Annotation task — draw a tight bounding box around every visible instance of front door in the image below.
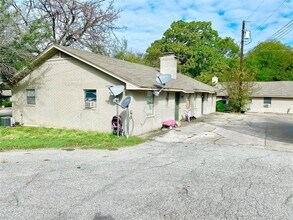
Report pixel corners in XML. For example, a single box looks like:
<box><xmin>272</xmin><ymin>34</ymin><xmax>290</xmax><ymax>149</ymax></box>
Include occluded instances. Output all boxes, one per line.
<box><xmin>201</xmin><ymin>93</ymin><xmax>204</xmax><ymax>115</ymax></box>
<box><xmin>175</xmin><ymin>92</ymin><xmax>180</xmax><ymax>120</ymax></box>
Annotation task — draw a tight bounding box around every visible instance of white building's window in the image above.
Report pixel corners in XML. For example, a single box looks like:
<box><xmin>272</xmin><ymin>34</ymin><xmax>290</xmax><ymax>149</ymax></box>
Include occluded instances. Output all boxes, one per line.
<box><xmin>146</xmin><ymin>91</ymin><xmax>154</xmax><ymax>115</ymax></box>
<box><xmin>27</xmin><ymin>89</ymin><xmax>36</xmax><ymax>105</ymax></box>
<box><xmin>263</xmin><ymin>97</ymin><xmax>271</xmax><ymax>105</ymax></box>
<box><xmin>84</xmin><ymin>89</ymin><xmax>96</xmax><ymax>109</ymax></box>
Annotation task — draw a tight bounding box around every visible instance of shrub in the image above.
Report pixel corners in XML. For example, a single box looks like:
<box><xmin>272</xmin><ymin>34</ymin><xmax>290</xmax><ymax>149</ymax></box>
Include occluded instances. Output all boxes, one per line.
<box><xmin>2</xmin><ymin>100</ymin><xmax>12</xmax><ymax>107</ymax></box>
<box><xmin>216</xmin><ymin>101</ymin><xmax>226</xmax><ymax>112</ymax></box>
<box><xmin>225</xmin><ymin>100</ymin><xmax>246</xmax><ymax>112</ymax></box>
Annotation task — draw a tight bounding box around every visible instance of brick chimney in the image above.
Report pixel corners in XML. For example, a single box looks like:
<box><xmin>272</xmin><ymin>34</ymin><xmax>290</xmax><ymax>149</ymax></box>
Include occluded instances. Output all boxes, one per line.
<box><xmin>160</xmin><ymin>54</ymin><xmax>177</xmax><ymax>79</ymax></box>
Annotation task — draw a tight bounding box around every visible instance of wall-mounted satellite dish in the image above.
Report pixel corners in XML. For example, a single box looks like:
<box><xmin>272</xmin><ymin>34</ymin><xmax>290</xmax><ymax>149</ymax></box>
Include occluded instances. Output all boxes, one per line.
<box><xmin>107</xmin><ymin>85</ymin><xmax>126</xmax><ymax>137</ymax></box>
<box><xmin>106</xmin><ymin>85</ymin><xmax>132</xmax><ymax>138</ymax></box>
<box><xmin>107</xmin><ymin>85</ymin><xmax>125</xmax><ymax>96</ymax></box>
<box><xmin>156</xmin><ymin>74</ymin><xmax>172</xmax><ymax>85</ymax></box>
<box><xmin>121</xmin><ymin>96</ymin><xmax>131</xmax><ymax>109</ymax></box>
<box><xmin>153</xmin><ymin>74</ymin><xmax>172</xmax><ymax>96</ymax></box>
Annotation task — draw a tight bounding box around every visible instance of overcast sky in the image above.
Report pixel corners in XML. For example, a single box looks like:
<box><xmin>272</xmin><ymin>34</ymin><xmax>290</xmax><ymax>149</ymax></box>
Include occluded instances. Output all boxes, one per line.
<box><xmin>114</xmin><ymin>0</ymin><xmax>293</xmax><ymax>53</ymax></box>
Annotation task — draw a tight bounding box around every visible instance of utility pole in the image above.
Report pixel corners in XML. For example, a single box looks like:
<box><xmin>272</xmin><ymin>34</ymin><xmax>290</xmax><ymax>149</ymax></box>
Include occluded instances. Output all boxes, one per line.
<box><xmin>240</xmin><ymin>20</ymin><xmax>245</xmax><ymax>72</ymax></box>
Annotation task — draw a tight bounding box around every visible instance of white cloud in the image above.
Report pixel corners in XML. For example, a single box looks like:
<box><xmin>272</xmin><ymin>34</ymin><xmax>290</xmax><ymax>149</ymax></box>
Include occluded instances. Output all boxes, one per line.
<box><xmin>114</xmin><ymin>0</ymin><xmax>293</xmax><ymax>53</ymax></box>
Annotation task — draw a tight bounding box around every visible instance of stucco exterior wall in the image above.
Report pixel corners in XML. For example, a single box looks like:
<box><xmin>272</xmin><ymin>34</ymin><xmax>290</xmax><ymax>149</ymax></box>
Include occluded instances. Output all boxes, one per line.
<box><xmin>202</xmin><ymin>93</ymin><xmax>216</xmax><ymax>115</ymax></box>
<box><xmin>177</xmin><ymin>92</ymin><xmax>215</xmax><ymax>118</ymax></box>
<box><xmin>194</xmin><ymin>93</ymin><xmax>203</xmax><ymax>116</ymax></box>
<box><xmin>124</xmin><ymin>91</ymin><xmax>175</xmax><ymax>135</ymax></box>
<box><xmin>12</xmin><ymin>58</ymin><xmax>123</xmax><ymax>132</ymax></box>
<box><xmin>247</xmin><ymin>97</ymin><xmax>293</xmax><ymax>114</ymax></box>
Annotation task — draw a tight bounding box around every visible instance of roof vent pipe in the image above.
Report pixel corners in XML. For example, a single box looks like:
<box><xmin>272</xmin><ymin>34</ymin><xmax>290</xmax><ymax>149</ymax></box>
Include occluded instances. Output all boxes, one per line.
<box><xmin>212</xmin><ymin>76</ymin><xmax>218</xmax><ymax>85</ymax></box>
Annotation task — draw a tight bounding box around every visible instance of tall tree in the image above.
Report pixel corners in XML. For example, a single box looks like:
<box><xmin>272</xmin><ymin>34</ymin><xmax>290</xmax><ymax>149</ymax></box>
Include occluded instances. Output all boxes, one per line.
<box><xmin>113</xmin><ymin>40</ymin><xmax>145</xmax><ymax>64</ymax></box>
<box><xmin>0</xmin><ymin>0</ymin><xmax>34</xmax><ymax>87</ymax></box>
<box><xmin>12</xmin><ymin>0</ymin><xmax>121</xmax><ymax>54</ymax></box>
<box><xmin>1</xmin><ymin>0</ymin><xmax>121</xmax><ymax>88</ymax></box>
<box><xmin>223</xmin><ymin>69</ymin><xmax>256</xmax><ymax>112</ymax></box>
<box><xmin>145</xmin><ymin>20</ymin><xmax>239</xmax><ymax>84</ymax></box>
<box><xmin>244</xmin><ymin>41</ymin><xmax>293</xmax><ymax>81</ymax></box>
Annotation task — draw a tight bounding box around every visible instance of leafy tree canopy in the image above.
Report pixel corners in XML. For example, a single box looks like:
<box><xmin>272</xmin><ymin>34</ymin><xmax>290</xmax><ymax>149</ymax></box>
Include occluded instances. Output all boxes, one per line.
<box><xmin>0</xmin><ymin>0</ymin><xmax>121</xmax><ymax>87</ymax></box>
<box><xmin>145</xmin><ymin>20</ymin><xmax>239</xmax><ymax>84</ymax></box>
<box><xmin>112</xmin><ymin>40</ymin><xmax>145</xmax><ymax>65</ymax></box>
<box><xmin>0</xmin><ymin>0</ymin><xmax>35</xmax><ymax>86</ymax></box>
<box><xmin>223</xmin><ymin>69</ymin><xmax>255</xmax><ymax>112</ymax></box>
<box><xmin>244</xmin><ymin>41</ymin><xmax>293</xmax><ymax>81</ymax></box>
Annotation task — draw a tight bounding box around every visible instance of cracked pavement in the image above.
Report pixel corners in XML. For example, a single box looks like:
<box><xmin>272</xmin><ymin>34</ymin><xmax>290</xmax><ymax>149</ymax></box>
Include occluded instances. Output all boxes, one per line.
<box><xmin>0</xmin><ymin>113</ymin><xmax>293</xmax><ymax>220</ymax></box>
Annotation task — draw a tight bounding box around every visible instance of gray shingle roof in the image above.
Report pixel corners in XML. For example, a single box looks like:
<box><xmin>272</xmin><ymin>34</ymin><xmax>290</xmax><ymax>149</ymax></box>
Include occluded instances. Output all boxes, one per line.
<box><xmin>216</xmin><ymin>81</ymin><xmax>293</xmax><ymax>98</ymax></box>
<box><xmin>252</xmin><ymin>81</ymin><xmax>293</xmax><ymax>98</ymax></box>
<box><xmin>55</xmin><ymin>45</ymin><xmax>215</xmax><ymax>93</ymax></box>
<box><xmin>215</xmin><ymin>83</ymin><xmax>228</xmax><ymax>97</ymax></box>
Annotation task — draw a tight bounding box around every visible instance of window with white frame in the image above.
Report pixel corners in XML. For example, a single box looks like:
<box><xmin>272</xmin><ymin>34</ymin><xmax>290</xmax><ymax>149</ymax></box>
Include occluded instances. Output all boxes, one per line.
<box><xmin>146</xmin><ymin>91</ymin><xmax>154</xmax><ymax>115</ymax></box>
<box><xmin>26</xmin><ymin>89</ymin><xmax>36</xmax><ymax>105</ymax></box>
<box><xmin>84</xmin><ymin>89</ymin><xmax>96</xmax><ymax>109</ymax></box>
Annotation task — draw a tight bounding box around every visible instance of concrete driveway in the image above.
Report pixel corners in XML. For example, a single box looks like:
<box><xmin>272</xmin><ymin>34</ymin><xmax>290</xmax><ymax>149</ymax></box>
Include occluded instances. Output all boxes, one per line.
<box><xmin>0</xmin><ymin>113</ymin><xmax>292</xmax><ymax>220</ymax></box>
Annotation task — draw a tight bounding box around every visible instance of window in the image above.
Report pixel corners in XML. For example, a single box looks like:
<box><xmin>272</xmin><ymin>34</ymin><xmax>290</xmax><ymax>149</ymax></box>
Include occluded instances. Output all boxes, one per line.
<box><xmin>27</xmin><ymin>89</ymin><xmax>36</xmax><ymax>105</ymax></box>
<box><xmin>263</xmin><ymin>97</ymin><xmax>271</xmax><ymax>105</ymax></box>
<box><xmin>146</xmin><ymin>91</ymin><xmax>154</xmax><ymax>115</ymax></box>
<box><xmin>84</xmin><ymin>89</ymin><xmax>96</xmax><ymax>109</ymax></box>
<box><xmin>165</xmin><ymin>92</ymin><xmax>169</xmax><ymax>106</ymax></box>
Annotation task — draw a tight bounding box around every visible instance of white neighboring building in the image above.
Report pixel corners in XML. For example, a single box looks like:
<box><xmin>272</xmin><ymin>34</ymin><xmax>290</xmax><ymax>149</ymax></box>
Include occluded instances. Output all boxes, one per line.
<box><xmin>216</xmin><ymin>81</ymin><xmax>293</xmax><ymax>114</ymax></box>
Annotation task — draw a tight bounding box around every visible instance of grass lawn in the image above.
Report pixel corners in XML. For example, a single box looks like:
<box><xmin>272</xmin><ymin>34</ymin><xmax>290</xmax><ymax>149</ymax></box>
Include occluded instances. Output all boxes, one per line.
<box><xmin>0</xmin><ymin>126</ymin><xmax>146</xmax><ymax>150</ymax></box>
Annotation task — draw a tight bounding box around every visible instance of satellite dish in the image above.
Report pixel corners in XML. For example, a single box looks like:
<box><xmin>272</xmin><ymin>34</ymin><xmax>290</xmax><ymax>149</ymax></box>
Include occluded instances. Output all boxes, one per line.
<box><xmin>156</xmin><ymin>74</ymin><xmax>172</xmax><ymax>85</ymax></box>
<box><xmin>121</xmin><ymin>96</ymin><xmax>131</xmax><ymax>109</ymax></box>
<box><xmin>107</xmin><ymin>85</ymin><xmax>125</xmax><ymax>96</ymax></box>
<box><xmin>153</xmin><ymin>74</ymin><xmax>172</xmax><ymax>96</ymax></box>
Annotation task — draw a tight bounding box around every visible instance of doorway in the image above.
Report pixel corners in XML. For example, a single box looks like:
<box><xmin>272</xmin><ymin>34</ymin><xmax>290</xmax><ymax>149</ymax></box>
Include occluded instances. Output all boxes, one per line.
<box><xmin>201</xmin><ymin>93</ymin><xmax>204</xmax><ymax>115</ymax></box>
<box><xmin>175</xmin><ymin>92</ymin><xmax>180</xmax><ymax>120</ymax></box>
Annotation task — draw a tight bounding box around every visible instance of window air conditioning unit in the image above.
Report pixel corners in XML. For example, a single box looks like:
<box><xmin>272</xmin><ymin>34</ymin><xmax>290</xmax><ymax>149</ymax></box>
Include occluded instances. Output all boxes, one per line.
<box><xmin>85</xmin><ymin>100</ymin><xmax>96</xmax><ymax>108</ymax></box>
<box><xmin>1</xmin><ymin>117</ymin><xmax>14</xmax><ymax>127</ymax></box>
<box><xmin>263</xmin><ymin>104</ymin><xmax>271</xmax><ymax>108</ymax></box>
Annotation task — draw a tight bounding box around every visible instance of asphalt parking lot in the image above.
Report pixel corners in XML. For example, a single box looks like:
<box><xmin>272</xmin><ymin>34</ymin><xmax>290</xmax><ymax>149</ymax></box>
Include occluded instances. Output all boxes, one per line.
<box><xmin>0</xmin><ymin>113</ymin><xmax>292</xmax><ymax>220</ymax></box>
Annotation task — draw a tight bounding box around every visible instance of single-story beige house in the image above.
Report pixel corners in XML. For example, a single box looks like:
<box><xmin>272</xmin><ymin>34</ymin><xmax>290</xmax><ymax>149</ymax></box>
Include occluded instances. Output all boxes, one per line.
<box><xmin>216</xmin><ymin>81</ymin><xmax>293</xmax><ymax>114</ymax></box>
<box><xmin>12</xmin><ymin>44</ymin><xmax>216</xmax><ymax>135</ymax></box>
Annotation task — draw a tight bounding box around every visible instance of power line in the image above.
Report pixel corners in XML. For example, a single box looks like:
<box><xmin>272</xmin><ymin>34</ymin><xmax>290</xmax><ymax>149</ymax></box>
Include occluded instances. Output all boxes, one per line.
<box><xmin>274</xmin><ymin>25</ymin><xmax>293</xmax><ymax>40</ymax></box>
<box><xmin>268</xmin><ymin>19</ymin><xmax>293</xmax><ymax>39</ymax></box>
<box><xmin>246</xmin><ymin>0</ymin><xmax>265</xmax><ymax>20</ymax></box>
<box><xmin>267</xmin><ymin>19</ymin><xmax>293</xmax><ymax>40</ymax></box>
<box><xmin>253</xmin><ymin>0</ymin><xmax>287</xmax><ymax>33</ymax></box>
